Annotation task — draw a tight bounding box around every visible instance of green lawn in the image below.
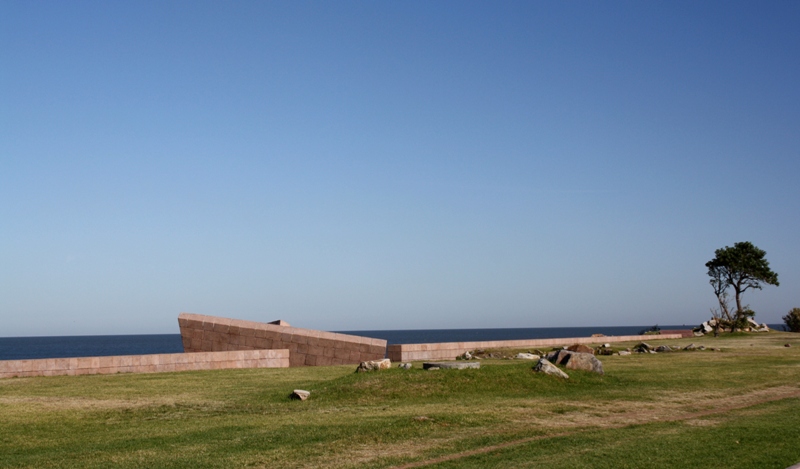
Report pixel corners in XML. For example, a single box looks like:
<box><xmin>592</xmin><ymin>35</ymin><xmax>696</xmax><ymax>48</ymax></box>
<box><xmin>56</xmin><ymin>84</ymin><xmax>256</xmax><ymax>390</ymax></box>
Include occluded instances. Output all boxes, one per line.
<box><xmin>1</xmin><ymin>332</ymin><xmax>799</xmax><ymax>468</ymax></box>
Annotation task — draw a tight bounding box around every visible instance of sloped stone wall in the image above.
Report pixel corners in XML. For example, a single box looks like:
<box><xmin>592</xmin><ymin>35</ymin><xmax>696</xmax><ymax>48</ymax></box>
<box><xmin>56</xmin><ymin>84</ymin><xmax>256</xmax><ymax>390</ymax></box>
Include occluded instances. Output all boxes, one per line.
<box><xmin>178</xmin><ymin>313</ymin><xmax>387</xmax><ymax>367</ymax></box>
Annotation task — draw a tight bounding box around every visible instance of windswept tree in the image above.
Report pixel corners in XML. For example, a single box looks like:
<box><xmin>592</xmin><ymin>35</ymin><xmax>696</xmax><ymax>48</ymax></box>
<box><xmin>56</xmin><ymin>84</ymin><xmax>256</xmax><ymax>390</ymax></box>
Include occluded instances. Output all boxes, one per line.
<box><xmin>705</xmin><ymin>242</ymin><xmax>779</xmax><ymax>331</ymax></box>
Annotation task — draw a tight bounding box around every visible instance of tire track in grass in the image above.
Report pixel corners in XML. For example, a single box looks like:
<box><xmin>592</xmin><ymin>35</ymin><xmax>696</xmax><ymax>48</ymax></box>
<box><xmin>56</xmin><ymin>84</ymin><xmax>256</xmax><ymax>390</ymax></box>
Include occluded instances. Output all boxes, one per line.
<box><xmin>391</xmin><ymin>387</ymin><xmax>800</xmax><ymax>469</ymax></box>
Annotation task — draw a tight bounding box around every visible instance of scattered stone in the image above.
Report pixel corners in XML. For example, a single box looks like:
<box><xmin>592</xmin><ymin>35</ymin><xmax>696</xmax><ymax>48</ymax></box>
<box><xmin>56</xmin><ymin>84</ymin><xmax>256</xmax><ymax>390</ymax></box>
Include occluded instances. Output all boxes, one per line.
<box><xmin>596</xmin><ymin>348</ymin><xmax>614</xmax><ymax>356</ymax></box>
<box><xmin>617</xmin><ymin>350</ymin><xmax>631</xmax><ymax>356</ymax></box>
<box><xmin>533</xmin><ymin>358</ymin><xmax>569</xmax><ymax>379</ymax></box>
<box><xmin>655</xmin><ymin>345</ymin><xmax>672</xmax><ymax>353</ymax></box>
<box><xmin>356</xmin><ymin>358</ymin><xmax>391</xmax><ymax>373</ymax></box>
<box><xmin>546</xmin><ymin>350</ymin><xmax>604</xmax><ymax>375</ymax></box>
<box><xmin>426</xmin><ymin>366</ymin><xmax>440</xmax><ymax>370</ymax></box>
<box><xmin>785</xmin><ymin>344</ymin><xmax>792</xmax><ymax>348</ymax></box>
<box><xmin>515</xmin><ymin>353</ymin><xmax>540</xmax><ymax>360</ymax></box>
<box><xmin>413</xmin><ymin>416</ymin><xmax>431</xmax><ymax>422</ymax></box>
<box><xmin>458</xmin><ymin>351</ymin><xmax>473</xmax><ymax>360</ymax></box>
<box><xmin>603</xmin><ymin>343</ymin><xmax>611</xmax><ymax>348</ymax></box>
<box><xmin>566</xmin><ymin>344</ymin><xmax>595</xmax><ymax>354</ymax></box>
<box><xmin>698</xmin><ymin>345</ymin><xmax>706</xmax><ymax>351</ymax></box>
<box><xmin>683</xmin><ymin>343</ymin><xmax>697</xmax><ymax>351</ymax></box>
<box><xmin>693</xmin><ymin>331</ymin><xmax>705</xmax><ymax>337</ymax></box>
<box><xmin>423</xmin><ymin>361</ymin><xmax>480</xmax><ymax>370</ymax></box>
<box><xmin>634</xmin><ymin>342</ymin><xmax>653</xmax><ymax>353</ymax></box>
<box><xmin>398</xmin><ymin>362</ymin><xmax>412</xmax><ymax>369</ymax></box>
<box><xmin>711</xmin><ymin>348</ymin><xmax>721</xmax><ymax>352</ymax></box>
<box><xmin>290</xmin><ymin>390</ymin><xmax>310</xmax><ymax>401</ymax></box>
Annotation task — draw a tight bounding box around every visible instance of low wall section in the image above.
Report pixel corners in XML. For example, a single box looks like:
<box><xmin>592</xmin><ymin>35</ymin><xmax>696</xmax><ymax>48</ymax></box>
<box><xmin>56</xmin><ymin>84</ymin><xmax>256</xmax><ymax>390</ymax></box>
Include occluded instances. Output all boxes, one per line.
<box><xmin>178</xmin><ymin>313</ymin><xmax>387</xmax><ymax>367</ymax></box>
<box><xmin>0</xmin><ymin>349</ymin><xmax>288</xmax><ymax>379</ymax></box>
<box><xmin>387</xmin><ymin>334</ymin><xmax>684</xmax><ymax>362</ymax></box>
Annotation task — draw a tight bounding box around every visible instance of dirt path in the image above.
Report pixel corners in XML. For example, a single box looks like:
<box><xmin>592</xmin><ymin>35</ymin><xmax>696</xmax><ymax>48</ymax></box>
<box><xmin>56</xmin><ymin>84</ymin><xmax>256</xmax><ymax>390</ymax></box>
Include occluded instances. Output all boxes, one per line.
<box><xmin>391</xmin><ymin>387</ymin><xmax>800</xmax><ymax>469</ymax></box>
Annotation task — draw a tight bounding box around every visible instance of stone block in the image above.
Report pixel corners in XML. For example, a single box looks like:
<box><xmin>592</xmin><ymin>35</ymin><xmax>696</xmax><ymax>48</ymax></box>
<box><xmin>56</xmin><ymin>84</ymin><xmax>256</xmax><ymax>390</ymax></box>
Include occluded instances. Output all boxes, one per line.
<box><xmin>291</xmin><ymin>354</ymin><xmax>306</xmax><ymax>367</ymax></box>
<box><xmin>291</xmin><ymin>334</ymin><xmax>308</xmax><ymax>345</ymax></box>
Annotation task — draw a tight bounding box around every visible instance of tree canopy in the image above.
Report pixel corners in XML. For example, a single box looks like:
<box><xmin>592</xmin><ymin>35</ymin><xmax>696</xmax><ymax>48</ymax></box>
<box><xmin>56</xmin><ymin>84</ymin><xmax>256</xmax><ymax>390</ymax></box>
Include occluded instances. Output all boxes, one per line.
<box><xmin>705</xmin><ymin>241</ymin><xmax>779</xmax><ymax>331</ymax></box>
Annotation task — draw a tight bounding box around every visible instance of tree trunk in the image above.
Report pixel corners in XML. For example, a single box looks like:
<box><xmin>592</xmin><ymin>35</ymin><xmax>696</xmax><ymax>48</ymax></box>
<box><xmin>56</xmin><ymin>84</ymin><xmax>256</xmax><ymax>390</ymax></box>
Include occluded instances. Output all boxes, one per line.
<box><xmin>733</xmin><ymin>286</ymin><xmax>743</xmax><ymax>332</ymax></box>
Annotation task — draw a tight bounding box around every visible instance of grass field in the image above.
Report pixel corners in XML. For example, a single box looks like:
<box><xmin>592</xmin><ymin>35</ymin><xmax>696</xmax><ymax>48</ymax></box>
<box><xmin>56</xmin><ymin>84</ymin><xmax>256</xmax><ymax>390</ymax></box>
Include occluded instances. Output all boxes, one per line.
<box><xmin>1</xmin><ymin>333</ymin><xmax>799</xmax><ymax>468</ymax></box>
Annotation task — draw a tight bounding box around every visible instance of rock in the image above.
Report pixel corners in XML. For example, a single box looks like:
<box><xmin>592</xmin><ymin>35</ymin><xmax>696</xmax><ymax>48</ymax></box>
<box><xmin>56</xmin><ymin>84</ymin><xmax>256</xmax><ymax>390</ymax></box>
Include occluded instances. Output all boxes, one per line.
<box><xmin>356</xmin><ymin>358</ymin><xmax>391</xmax><ymax>373</ymax></box>
<box><xmin>683</xmin><ymin>343</ymin><xmax>697</xmax><ymax>351</ymax></box>
<box><xmin>398</xmin><ymin>362</ymin><xmax>412</xmax><ymax>369</ymax></box>
<box><xmin>597</xmin><ymin>348</ymin><xmax>614</xmax><ymax>356</ymax></box>
<box><xmin>533</xmin><ymin>358</ymin><xmax>569</xmax><ymax>379</ymax></box>
<box><xmin>546</xmin><ymin>350</ymin><xmax>604</xmax><ymax>375</ymax></box>
<box><xmin>708</xmin><ymin>318</ymin><xmax>718</xmax><ymax>326</ymax></box>
<box><xmin>634</xmin><ymin>342</ymin><xmax>652</xmax><ymax>353</ymax></box>
<box><xmin>458</xmin><ymin>351</ymin><xmax>473</xmax><ymax>360</ymax></box>
<box><xmin>426</xmin><ymin>366</ymin><xmax>440</xmax><ymax>370</ymax></box>
<box><xmin>693</xmin><ymin>331</ymin><xmax>705</xmax><ymax>337</ymax></box>
<box><xmin>757</xmin><ymin>324</ymin><xmax>770</xmax><ymax>332</ymax></box>
<box><xmin>785</xmin><ymin>344</ymin><xmax>792</xmax><ymax>348</ymax></box>
<box><xmin>423</xmin><ymin>361</ymin><xmax>480</xmax><ymax>370</ymax></box>
<box><xmin>698</xmin><ymin>345</ymin><xmax>706</xmax><ymax>351</ymax></box>
<box><xmin>566</xmin><ymin>344</ymin><xmax>595</xmax><ymax>354</ymax></box>
<box><xmin>603</xmin><ymin>343</ymin><xmax>611</xmax><ymax>348</ymax></box>
<box><xmin>702</xmin><ymin>322</ymin><xmax>713</xmax><ymax>333</ymax></box>
<box><xmin>515</xmin><ymin>353</ymin><xmax>540</xmax><ymax>360</ymax></box>
<box><xmin>655</xmin><ymin>345</ymin><xmax>672</xmax><ymax>353</ymax></box>
<box><xmin>291</xmin><ymin>390</ymin><xmax>310</xmax><ymax>401</ymax></box>
<box><xmin>617</xmin><ymin>350</ymin><xmax>631</xmax><ymax>356</ymax></box>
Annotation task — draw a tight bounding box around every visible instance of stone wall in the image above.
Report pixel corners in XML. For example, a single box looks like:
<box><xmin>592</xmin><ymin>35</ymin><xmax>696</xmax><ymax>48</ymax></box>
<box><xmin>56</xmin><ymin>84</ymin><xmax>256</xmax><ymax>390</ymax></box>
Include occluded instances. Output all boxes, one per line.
<box><xmin>178</xmin><ymin>313</ymin><xmax>387</xmax><ymax>367</ymax></box>
<box><xmin>386</xmin><ymin>334</ymin><xmax>684</xmax><ymax>362</ymax></box>
<box><xmin>0</xmin><ymin>349</ymin><xmax>289</xmax><ymax>379</ymax></box>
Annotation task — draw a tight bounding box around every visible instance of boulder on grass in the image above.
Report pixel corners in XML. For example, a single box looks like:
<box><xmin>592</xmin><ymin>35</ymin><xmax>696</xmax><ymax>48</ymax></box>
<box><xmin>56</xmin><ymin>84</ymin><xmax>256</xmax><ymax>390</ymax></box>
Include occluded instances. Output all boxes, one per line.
<box><xmin>515</xmin><ymin>353</ymin><xmax>540</xmax><ymax>360</ymax></box>
<box><xmin>655</xmin><ymin>345</ymin><xmax>672</xmax><ymax>353</ymax></box>
<box><xmin>634</xmin><ymin>342</ymin><xmax>653</xmax><ymax>353</ymax></box>
<box><xmin>566</xmin><ymin>344</ymin><xmax>595</xmax><ymax>354</ymax></box>
<box><xmin>356</xmin><ymin>358</ymin><xmax>391</xmax><ymax>373</ymax></box>
<box><xmin>533</xmin><ymin>358</ymin><xmax>569</xmax><ymax>379</ymax></box>
<box><xmin>546</xmin><ymin>350</ymin><xmax>604</xmax><ymax>375</ymax></box>
<box><xmin>290</xmin><ymin>390</ymin><xmax>310</xmax><ymax>401</ymax></box>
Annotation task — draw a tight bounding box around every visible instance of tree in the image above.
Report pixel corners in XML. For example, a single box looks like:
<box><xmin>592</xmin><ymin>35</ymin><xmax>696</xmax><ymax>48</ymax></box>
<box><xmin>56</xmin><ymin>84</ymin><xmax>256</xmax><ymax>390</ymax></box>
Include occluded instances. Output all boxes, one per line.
<box><xmin>705</xmin><ymin>242</ymin><xmax>779</xmax><ymax>331</ymax></box>
<box><xmin>784</xmin><ymin>308</ymin><xmax>800</xmax><ymax>332</ymax></box>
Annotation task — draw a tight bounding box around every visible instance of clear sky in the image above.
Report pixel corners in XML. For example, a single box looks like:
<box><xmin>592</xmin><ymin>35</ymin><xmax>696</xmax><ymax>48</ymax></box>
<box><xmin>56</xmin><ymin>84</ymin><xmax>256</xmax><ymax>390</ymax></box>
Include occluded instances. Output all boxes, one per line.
<box><xmin>2</xmin><ymin>1</ymin><xmax>799</xmax><ymax>337</ymax></box>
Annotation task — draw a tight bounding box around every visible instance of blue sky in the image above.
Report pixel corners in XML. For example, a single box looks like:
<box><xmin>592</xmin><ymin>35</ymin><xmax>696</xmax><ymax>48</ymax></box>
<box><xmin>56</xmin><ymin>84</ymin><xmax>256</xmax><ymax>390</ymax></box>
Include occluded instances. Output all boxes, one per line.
<box><xmin>2</xmin><ymin>1</ymin><xmax>799</xmax><ymax>336</ymax></box>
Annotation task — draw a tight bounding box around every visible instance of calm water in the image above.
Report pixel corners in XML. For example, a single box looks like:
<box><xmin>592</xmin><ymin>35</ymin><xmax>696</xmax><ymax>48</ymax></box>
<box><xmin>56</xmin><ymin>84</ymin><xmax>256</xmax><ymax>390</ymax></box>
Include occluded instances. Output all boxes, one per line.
<box><xmin>0</xmin><ymin>325</ymin><xmax>716</xmax><ymax>361</ymax></box>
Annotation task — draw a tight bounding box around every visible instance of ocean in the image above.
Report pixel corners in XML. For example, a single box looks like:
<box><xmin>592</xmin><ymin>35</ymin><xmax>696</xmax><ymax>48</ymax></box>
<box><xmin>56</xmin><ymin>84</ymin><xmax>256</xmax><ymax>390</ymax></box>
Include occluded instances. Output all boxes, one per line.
<box><xmin>0</xmin><ymin>325</ymin><xmax>720</xmax><ymax>361</ymax></box>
